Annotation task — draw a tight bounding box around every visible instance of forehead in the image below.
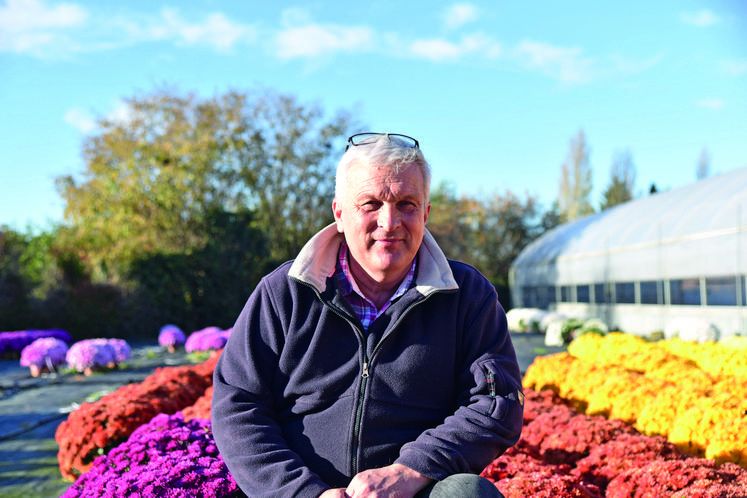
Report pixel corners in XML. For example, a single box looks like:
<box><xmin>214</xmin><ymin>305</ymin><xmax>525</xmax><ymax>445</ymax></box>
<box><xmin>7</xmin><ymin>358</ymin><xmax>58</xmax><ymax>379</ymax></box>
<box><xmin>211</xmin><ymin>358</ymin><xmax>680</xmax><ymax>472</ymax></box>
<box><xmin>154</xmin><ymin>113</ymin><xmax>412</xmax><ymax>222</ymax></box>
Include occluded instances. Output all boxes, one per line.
<box><xmin>345</xmin><ymin>162</ymin><xmax>426</xmax><ymax>199</ymax></box>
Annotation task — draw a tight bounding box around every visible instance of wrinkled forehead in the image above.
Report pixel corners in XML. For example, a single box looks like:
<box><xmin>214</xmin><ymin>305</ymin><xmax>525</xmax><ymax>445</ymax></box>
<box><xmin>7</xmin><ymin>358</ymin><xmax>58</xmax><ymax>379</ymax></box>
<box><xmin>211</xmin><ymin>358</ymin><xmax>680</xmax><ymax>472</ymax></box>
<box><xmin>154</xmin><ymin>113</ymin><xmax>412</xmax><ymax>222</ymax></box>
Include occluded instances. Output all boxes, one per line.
<box><xmin>346</xmin><ymin>162</ymin><xmax>428</xmax><ymax>199</ymax></box>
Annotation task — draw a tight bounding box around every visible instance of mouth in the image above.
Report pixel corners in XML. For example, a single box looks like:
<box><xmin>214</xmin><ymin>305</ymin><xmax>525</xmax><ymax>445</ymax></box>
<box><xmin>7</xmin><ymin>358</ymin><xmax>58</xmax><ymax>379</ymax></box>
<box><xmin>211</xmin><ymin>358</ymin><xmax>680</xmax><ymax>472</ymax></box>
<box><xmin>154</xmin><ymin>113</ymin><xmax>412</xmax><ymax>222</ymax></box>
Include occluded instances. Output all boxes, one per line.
<box><xmin>374</xmin><ymin>238</ymin><xmax>403</xmax><ymax>246</ymax></box>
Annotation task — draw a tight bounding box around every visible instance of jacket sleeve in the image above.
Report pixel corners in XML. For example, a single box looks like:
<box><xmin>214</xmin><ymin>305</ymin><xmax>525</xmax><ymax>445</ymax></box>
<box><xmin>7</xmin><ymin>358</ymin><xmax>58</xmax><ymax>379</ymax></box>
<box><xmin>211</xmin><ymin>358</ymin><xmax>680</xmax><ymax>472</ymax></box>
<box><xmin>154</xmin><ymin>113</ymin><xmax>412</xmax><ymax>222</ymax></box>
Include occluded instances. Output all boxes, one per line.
<box><xmin>395</xmin><ymin>282</ymin><xmax>524</xmax><ymax>480</ymax></box>
<box><xmin>211</xmin><ymin>277</ymin><xmax>330</xmax><ymax>498</ymax></box>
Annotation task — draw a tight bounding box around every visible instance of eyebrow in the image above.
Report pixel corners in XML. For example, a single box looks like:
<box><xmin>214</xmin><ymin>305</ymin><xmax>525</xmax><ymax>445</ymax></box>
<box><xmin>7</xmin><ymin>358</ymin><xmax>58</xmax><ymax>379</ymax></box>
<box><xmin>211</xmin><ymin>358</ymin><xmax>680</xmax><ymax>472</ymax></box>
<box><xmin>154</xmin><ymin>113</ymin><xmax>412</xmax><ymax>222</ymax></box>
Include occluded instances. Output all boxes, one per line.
<box><xmin>355</xmin><ymin>192</ymin><xmax>423</xmax><ymax>203</ymax></box>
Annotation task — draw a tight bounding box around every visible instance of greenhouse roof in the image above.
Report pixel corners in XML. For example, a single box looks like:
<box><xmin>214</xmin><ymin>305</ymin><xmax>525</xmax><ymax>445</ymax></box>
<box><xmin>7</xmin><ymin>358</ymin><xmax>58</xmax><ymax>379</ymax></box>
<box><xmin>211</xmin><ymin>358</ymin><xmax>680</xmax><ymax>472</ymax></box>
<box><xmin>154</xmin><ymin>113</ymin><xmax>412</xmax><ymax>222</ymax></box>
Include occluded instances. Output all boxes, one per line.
<box><xmin>512</xmin><ymin>166</ymin><xmax>747</xmax><ymax>268</ymax></box>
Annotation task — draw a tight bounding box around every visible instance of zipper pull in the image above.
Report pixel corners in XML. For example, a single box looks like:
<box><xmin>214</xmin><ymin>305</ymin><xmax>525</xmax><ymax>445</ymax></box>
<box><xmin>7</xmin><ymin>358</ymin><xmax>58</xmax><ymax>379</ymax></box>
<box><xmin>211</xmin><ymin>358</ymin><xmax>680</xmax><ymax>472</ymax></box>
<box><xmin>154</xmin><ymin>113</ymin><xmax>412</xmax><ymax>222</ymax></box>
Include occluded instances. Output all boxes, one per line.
<box><xmin>486</xmin><ymin>370</ymin><xmax>496</xmax><ymax>398</ymax></box>
<box><xmin>362</xmin><ymin>362</ymin><xmax>369</xmax><ymax>378</ymax></box>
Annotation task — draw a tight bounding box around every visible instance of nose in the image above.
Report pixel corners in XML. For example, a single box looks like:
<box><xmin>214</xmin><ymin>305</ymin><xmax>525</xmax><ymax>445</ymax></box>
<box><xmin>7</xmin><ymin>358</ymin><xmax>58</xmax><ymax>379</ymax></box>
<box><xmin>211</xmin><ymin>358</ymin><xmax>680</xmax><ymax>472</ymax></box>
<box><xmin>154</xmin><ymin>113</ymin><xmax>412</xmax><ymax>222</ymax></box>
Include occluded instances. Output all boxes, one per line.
<box><xmin>377</xmin><ymin>203</ymin><xmax>401</xmax><ymax>230</ymax></box>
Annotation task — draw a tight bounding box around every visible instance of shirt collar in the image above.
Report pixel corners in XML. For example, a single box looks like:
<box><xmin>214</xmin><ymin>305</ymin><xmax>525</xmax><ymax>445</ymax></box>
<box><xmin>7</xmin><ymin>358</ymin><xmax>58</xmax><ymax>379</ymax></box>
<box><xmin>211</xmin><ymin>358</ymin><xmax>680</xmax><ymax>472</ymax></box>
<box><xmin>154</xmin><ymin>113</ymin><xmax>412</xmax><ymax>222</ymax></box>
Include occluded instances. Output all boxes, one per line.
<box><xmin>337</xmin><ymin>241</ymin><xmax>417</xmax><ymax>303</ymax></box>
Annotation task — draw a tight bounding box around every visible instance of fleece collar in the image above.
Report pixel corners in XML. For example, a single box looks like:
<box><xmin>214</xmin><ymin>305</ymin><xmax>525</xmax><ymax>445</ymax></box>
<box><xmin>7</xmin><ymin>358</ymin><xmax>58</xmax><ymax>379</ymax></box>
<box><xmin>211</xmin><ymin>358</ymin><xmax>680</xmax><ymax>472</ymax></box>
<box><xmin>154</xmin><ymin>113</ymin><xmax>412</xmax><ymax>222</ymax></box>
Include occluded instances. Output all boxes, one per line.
<box><xmin>288</xmin><ymin>223</ymin><xmax>459</xmax><ymax>296</ymax></box>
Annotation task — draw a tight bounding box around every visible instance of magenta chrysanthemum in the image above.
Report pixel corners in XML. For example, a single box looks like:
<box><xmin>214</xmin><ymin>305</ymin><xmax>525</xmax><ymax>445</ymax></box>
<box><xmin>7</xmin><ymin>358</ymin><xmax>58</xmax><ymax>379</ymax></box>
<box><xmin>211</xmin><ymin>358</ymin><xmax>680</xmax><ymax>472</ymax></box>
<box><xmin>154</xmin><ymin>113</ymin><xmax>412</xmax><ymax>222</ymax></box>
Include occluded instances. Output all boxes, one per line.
<box><xmin>61</xmin><ymin>413</ymin><xmax>239</xmax><ymax>498</ymax></box>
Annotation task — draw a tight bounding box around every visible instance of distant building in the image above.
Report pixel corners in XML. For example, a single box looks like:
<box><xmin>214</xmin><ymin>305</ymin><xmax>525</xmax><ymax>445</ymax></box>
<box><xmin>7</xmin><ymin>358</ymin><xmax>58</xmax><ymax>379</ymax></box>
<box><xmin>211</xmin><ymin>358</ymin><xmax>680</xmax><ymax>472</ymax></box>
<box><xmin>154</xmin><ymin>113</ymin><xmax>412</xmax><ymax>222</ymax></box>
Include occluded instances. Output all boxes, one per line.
<box><xmin>510</xmin><ymin>167</ymin><xmax>747</xmax><ymax>338</ymax></box>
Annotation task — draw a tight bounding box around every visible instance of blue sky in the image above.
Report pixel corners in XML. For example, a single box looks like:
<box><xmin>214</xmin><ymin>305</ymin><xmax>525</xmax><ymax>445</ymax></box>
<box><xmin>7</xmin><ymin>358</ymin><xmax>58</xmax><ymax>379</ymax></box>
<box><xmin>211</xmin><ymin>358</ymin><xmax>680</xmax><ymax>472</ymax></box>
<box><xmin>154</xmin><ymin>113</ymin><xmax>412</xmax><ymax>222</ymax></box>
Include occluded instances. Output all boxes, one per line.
<box><xmin>1</xmin><ymin>0</ymin><xmax>745</xmax><ymax>231</ymax></box>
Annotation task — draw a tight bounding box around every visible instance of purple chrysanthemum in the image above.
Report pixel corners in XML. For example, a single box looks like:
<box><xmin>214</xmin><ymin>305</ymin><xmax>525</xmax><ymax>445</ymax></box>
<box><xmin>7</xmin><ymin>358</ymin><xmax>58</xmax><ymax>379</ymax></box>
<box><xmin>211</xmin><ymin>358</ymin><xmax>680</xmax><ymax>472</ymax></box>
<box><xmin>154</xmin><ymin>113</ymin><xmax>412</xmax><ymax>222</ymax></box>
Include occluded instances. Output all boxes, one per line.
<box><xmin>19</xmin><ymin>337</ymin><xmax>69</xmax><ymax>370</ymax></box>
<box><xmin>158</xmin><ymin>324</ymin><xmax>186</xmax><ymax>348</ymax></box>
<box><xmin>185</xmin><ymin>327</ymin><xmax>230</xmax><ymax>353</ymax></box>
<box><xmin>0</xmin><ymin>329</ymin><xmax>72</xmax><ymax>355</ymax></box>
<box><xmin>66</xmin><ymin>339</ymin><xmax>118</xmax><ymax>372</ymax></box>
<box><xmin>61</xmin><ymin>413</ymin><xmax>239</xmax><ymax>498</ymax></box>
<box><xmin>101</xmin><ymin>338</ymin><xmax>132</xmax><ymax>363</ymax></box>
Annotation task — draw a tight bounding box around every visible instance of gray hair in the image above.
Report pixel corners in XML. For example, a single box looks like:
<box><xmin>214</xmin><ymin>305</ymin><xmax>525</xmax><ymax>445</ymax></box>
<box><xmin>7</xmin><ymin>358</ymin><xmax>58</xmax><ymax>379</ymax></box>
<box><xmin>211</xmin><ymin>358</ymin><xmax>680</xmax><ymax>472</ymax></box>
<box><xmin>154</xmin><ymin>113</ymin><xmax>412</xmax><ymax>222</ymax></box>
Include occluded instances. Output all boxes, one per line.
<box><xmin>335</xmin><ymin>134</ymin><xmax>432</xmax><ymax>204</ymax></box>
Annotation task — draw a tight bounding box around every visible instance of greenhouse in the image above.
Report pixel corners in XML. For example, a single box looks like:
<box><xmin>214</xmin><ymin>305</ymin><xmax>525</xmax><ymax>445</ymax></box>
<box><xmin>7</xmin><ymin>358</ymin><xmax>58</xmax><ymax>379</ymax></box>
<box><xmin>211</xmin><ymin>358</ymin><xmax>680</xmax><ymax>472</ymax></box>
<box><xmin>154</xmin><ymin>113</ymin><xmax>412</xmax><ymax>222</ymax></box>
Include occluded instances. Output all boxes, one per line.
<box><xmin>510</xmin><ymin>166</ymin><xmax>747</xmax><ymax>339</ymax></box>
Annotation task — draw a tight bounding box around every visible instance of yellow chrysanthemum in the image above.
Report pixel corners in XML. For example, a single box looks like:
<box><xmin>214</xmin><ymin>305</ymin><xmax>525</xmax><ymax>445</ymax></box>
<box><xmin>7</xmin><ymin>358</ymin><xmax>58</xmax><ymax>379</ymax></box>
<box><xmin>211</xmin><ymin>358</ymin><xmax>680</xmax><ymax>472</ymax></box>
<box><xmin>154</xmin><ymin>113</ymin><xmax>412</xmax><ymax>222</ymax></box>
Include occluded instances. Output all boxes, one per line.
<box><xmin>706</xmin><ymin>417</ymin><xmax>747</xmax><ymax>466</ymax></box>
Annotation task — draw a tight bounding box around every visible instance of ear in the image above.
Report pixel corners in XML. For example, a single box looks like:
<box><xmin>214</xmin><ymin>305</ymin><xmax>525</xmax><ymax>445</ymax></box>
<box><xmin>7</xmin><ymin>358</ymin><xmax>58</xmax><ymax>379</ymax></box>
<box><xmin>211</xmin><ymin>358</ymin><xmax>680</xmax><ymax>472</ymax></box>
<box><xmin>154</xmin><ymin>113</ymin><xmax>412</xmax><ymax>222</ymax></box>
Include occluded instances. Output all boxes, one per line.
<box><xmin>423</xmin><ymin>202</ymin><xmax>431</xmax><ymax>225</ymax></box>
<box><xmin>332</xmin><ymin>199</ymin><xmax>344</xmax><ymax>233</ymax></box>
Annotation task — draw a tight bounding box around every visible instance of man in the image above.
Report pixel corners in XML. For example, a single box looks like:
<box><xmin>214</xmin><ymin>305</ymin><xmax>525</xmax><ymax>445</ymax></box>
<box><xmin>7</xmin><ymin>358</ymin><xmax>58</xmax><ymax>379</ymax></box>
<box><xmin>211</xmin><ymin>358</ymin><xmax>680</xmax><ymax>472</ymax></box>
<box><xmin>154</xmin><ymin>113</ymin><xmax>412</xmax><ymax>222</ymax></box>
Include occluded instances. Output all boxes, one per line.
<box><xmin>212</xmin><ymin>133</ymin><xmax>524</xmax><ymax>497</ymax></box>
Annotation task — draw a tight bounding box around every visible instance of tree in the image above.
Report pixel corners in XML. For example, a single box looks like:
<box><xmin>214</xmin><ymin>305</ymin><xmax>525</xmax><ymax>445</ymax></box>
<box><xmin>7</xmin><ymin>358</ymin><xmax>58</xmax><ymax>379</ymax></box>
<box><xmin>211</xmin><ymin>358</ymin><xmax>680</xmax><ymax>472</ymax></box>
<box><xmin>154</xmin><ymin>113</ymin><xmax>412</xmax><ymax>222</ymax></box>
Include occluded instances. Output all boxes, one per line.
<box><xmin>230</xmin><ymin>92</ymin><xmax>355</xmax><ymax>261</ymax></box>
<box><xmin>696</xmin><ymin>147</ymin><xmax>711</xmax><ymax>180</ymax></box>
<box><xmin>558</xmin><ymin>130</ymin><xmax>595</xmax><ymax>222</ymax></box>
<box><xmin>56</xmin><ymin>87</ymin><xmax>355</xmax><ymax>282</ymax></box>
<box><xmin>600</xmin><ymin>149</ymin><xmax>636</xmax><ymax>210</ymax></box>
<box><xmin>427</xmin><ymin>184</ymin><xmax>544</xmax><ymax>306</ymax></box>
<box><xmin>426</xmin><ymin>181</ymin><xmax>483</xmax><ymax>265</ymax></box>
<box><xmin>0</xmin><ymin>227</ymin><xmax>32</xmax><ymax>330</ymax></box>
<box><xmin>472</xmin><ymin>191</ymin><xmax>541</xmax><ymax>289</ymax></box>
<box><xmin>539</xmin><ymin>201</ymin><xmax>563</xmax><ymax>232</ymax></box>
<box><xmin>127</xmin><ymin>209</ymin><xmax>272</xmax><ymax>332</ymax></box>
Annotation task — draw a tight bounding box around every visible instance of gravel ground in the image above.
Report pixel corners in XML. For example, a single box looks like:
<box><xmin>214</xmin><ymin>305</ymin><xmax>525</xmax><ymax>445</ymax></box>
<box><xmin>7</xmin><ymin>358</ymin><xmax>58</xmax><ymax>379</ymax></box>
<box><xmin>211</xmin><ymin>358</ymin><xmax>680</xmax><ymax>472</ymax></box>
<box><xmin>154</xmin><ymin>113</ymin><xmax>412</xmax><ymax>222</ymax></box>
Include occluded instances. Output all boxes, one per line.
<box><xmin>0</xmin><ymin>332</ymin><xmax>563</xmax><ymax>498</ymax></box>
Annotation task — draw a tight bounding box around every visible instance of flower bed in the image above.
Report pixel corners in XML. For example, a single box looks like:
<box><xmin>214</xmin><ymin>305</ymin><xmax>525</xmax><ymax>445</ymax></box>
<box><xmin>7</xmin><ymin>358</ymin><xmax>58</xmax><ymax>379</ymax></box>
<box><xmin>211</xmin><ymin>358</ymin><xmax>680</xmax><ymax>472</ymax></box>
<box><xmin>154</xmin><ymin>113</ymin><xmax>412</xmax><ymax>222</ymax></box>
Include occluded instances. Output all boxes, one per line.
<box><xmin>182</xmin><ymin>385</ymin><xmax>214</xmax><ymax>421</ymax></box>
<box><xmin>65</xmin><ymin>382</ymin><xmax>747</xmax><ymax>497</ymax></box>
<box><xmin>55</xmin><ymin>352</ymin><xmax>220</xmax><ymax>481</ymax></box>
<box><xmin>60</xmin><ymin>413</ymin><xmax>240</xmax><ymax>498</ymax></box>
<box><xmin>0</xmin><ymin>329</ymin><xmax>72</xmax><ymax>358</ymax></box>
<box><xmin>57</xmin><ymin>333</ymin><xmax>747</xmax><ymax>496</ymax></box>
<box><xmin>482</xmin><ymin>389</ymin><xmax>747</xmax><ymax>497</ymax></box>
<box><xmin>523</xmin><ymin>333</ymin><xmax>747</xmax><ymax>467</ymax></box>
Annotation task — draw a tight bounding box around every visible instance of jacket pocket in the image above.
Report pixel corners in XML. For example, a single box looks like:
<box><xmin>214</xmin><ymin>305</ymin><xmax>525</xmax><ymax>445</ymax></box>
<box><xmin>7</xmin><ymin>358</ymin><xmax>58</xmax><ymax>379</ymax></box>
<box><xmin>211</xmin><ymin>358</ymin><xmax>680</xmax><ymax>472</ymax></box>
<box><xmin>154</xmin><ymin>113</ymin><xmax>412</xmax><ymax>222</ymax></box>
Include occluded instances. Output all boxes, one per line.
<box><xmin>476</xmin><ymin>355</ymin><xmax>524</xmax><ymax>421</ymax></box>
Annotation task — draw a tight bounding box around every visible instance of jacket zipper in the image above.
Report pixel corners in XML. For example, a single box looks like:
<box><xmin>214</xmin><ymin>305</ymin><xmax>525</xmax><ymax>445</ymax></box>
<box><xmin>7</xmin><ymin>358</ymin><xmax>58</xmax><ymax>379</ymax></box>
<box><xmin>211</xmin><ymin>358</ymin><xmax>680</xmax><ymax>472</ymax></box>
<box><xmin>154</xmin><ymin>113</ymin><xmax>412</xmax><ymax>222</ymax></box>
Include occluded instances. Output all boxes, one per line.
<box><xmin>292</xmin><ymin>278</ymin><xmax>446</xmax><ymax>476</ymax></box>
<box><xmin>349</xmin><ymin>295</ymin><xmax>437</xmax><ymax>474</ymax></box>
<box><xmin>293</xmin><ymin>281</ymin><xmax>370</xmax><ymax>475</ymax></box>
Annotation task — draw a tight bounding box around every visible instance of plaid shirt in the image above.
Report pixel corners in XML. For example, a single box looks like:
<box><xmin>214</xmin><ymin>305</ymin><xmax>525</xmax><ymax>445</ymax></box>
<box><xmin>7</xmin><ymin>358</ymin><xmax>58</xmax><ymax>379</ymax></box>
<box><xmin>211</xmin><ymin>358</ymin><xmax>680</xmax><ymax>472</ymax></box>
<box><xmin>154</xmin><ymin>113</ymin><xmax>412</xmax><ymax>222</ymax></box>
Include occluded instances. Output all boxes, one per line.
<box><xmin>336</xmin><ymin>241</ymin><xmax>417</xmax><ymax>331</ymax></box>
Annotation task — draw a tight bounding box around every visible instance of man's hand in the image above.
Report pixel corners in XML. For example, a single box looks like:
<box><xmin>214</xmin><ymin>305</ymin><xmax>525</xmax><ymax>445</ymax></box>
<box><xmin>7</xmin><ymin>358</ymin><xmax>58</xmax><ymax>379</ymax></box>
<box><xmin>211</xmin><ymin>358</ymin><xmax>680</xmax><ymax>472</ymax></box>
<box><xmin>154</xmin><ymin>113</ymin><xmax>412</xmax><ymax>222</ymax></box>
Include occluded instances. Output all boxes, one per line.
<box><xmin>344</xmin><ymin>463</ymin><xmax>433</xmax><ymax>498</ymax></box>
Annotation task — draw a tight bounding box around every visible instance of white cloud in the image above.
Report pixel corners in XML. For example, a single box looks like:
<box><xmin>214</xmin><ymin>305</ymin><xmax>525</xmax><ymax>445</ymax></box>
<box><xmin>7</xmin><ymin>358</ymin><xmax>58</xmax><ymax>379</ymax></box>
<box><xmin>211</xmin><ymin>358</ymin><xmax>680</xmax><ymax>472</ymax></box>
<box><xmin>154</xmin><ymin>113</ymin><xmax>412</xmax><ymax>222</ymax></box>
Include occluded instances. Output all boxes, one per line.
<box><xmin>680</xmin><ymin>9</ymin><xmax>720</xmax><ymax>27</ymax></box>
<box><xmin>273</xmin><ymin>6</ymin><xmax>497</xmax><ymax>64</ymax></box>
<box><xmin>106</xmin><ymin>100</ymin><xmax>137</xmax><ymax>126</ymax></box>
<box><xmin>443</xmin><ymin>3</ymin><xmax>479</xmax><ymax>29</ymax></box>
<box><xmin>280</xmin><ymin>7</ymin><xmax>313</xmax><ymax>26</ymax></box>
<box><xmin>64</xmin><ymin>108</ymin><xmax>96</xmax><ymax>133</ymax></box>
<box><xmin>409</xmin><ymin>33</ymin><xmax>500</xmax><ymax>62</ymax></box>
<box><xmin>274</xmin><ymin>24</ymin><xmax>373</xmax><ymax>59</ymax></box>
<box><xmin>697</xmin><ymin>98</ymin><xmax>725</xmax><ymax>110</ymax></box>
<box><xmin>512</xmin><ymin>40</ymin><xmax>593</xmax><ymax>84</ymax></box>
<box><xmin>603</xmin><ymin>52</ymin><xmax>665</xmax><ymax>79</ymax></box>
<box><xmin>719</xmin><ymin>59</ymin><xmax>747</xmax><ymax>76</ymax></box>
<box><xmin>0</xmin><ymin>2</ymin><xmax>665</xmax><ymax>86</ymax></box>
<box><xmin>0</xmin><ymin>0</ymin><xmax>87</xmax><ymax>31</ymax></box>
<box><xmin>155</xmin><ymin>8</ymin><xmax>255</xmax><ymax>52</ymax></box>
<box><xmin>64</xmin><ymin>100</ymin><xmax>137</xmax><ymax>134</ymax></box>
<box><xmin>0</xmin><ymin>0</ymin><xmax>88</xmax><ymax>56</ymax></box>
<box><xmin>1</xmin><ymin>2</ymin><xmax>256</xmax><ymax>57</ymax></box>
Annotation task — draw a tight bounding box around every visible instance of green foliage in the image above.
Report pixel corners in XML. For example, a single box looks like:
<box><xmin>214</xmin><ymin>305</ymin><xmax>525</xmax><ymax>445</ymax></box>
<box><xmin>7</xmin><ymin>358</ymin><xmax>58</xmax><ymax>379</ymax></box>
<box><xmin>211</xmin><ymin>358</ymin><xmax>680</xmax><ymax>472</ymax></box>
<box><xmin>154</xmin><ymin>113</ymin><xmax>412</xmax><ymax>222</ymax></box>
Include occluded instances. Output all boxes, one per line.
<box><xmin>600</xmin><ymin>149</ymin><xmax>636</xmax><ymax>211</ymax></box>
<box><xmin>56</xmin><ymin>87</ymin><xmax>354</xmax><ymax>282</ymax></box>
<box><xmin>229</xmin><ymin>91</ymin><xmax>353</xmax><ymax>261</ymax></box>
<box><xmin>5</xmin><ymin>85</ymin><xmax>563</xmax><ymax>338</ymax></box>
<box><xmin>539</xmin><ymin>201</ymin><xmax>563</xmax><ymax>233</ymax></box>
<box><xmin>427</xmin><ymin>181</ymin><xmax>550</xmax><ymax>294</ymax></box>
<box><xmin>127</xmin><ymin>209</ymin><xmax>272</xmax><ymax>333</ymax></box>
<box><xmin>578</xmin><ymin>318</ymin><xmax>608</xmax><ymax>336</ymax></box>
<box><xmin>560</xmin><ymin>318</ymin><xmax>586</xmax><ymax>343</ymax></box>
<box><xmin>186</xmin><ymin>351</ymin><xmax>212</xmax><ymax>364</ymax></box>
<box><xmin>0</xmin><ymin>227</ymin><xmax>32</xmax><ymax>330</ymax></box>
<box><xmin>560</xmin><ymin>318</ymin><xmax>609</xmax><ymax>344</ymax></box>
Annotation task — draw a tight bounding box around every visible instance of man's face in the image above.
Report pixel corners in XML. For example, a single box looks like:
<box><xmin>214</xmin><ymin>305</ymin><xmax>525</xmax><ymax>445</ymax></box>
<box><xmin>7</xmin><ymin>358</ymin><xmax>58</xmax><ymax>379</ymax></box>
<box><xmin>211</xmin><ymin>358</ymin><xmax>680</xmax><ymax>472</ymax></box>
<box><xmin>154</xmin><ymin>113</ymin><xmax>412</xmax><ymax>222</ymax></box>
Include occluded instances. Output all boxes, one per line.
<box><xmin>333</xmin><ymin>161</ymin><xmax>431</xmax><ymax>287</ymax></box>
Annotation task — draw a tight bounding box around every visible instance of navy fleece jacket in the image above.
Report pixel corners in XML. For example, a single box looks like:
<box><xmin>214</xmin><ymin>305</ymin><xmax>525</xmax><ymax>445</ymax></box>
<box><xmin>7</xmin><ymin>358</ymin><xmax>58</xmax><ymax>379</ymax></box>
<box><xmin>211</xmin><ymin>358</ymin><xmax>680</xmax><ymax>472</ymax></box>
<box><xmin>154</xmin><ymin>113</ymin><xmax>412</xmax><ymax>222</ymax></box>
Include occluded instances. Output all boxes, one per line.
<box><xmin>211</xmin><ymin>224</ymin><xmax>524</xmax><ymax>497</ymax></box>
